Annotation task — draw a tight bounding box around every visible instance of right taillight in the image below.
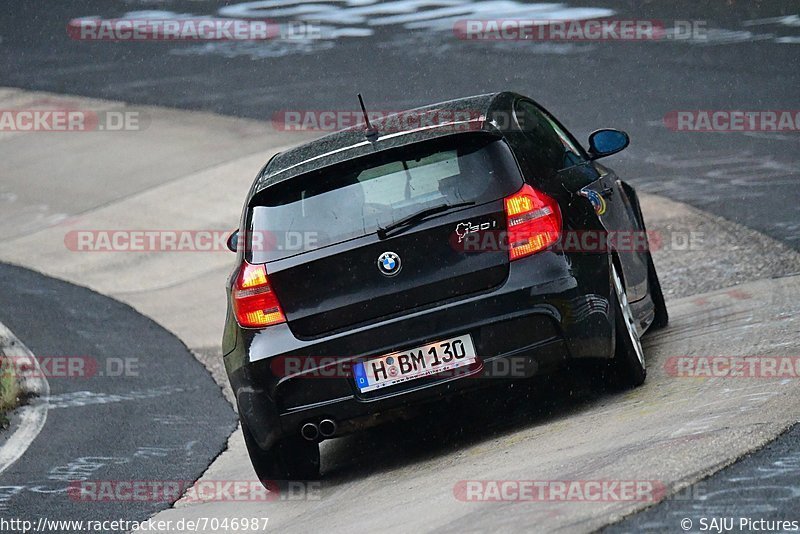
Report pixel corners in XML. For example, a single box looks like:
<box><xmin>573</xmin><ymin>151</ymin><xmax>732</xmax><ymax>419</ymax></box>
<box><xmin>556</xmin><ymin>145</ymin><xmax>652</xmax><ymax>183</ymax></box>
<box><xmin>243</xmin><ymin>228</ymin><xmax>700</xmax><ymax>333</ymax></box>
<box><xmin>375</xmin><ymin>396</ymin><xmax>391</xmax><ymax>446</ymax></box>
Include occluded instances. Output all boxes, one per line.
<box><xmin>232</xmin><ymin>261</ymin><xmax>286</xmax><ymax>328</ymax></box>
<box><xmin>504</xmin><ymin>184</ymin><xmax>562</xmax><ymax>261</ymax></box>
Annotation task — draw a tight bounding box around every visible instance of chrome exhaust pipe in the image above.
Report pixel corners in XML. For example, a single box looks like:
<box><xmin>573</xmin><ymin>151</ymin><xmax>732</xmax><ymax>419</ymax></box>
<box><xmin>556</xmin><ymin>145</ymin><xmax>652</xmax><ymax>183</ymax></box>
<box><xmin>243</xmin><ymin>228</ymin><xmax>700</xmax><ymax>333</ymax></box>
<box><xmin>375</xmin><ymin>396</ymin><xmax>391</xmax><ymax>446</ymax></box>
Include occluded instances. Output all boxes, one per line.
<box><xmin>319</xmin><ymin>418</ymin><xmax>337</xmax><ymax>438</ymax></box>
<box><xmin>300</xmin><ymin>422</ymin><xmax>319</xmax><ymax>441</ymax></box>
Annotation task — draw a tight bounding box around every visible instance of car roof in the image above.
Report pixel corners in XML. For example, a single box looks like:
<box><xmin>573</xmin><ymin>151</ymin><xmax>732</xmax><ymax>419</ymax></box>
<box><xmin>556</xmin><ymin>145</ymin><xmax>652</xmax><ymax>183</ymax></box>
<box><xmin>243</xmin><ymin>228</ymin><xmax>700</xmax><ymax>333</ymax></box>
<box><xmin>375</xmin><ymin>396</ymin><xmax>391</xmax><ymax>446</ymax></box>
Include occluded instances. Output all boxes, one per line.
<box><xmin>253</xmin><ymin>91</ymin><xmax>521</xmax><ymax>196</ymax></box>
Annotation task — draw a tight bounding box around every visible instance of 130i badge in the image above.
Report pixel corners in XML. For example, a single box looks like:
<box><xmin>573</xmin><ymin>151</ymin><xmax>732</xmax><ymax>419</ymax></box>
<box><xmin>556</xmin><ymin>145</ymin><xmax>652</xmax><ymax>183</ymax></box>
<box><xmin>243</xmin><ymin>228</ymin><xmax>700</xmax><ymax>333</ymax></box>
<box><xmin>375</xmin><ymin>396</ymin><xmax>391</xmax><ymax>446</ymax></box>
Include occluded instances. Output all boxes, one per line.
<box><xmin>454</xmin><ymin>220</ymin><xmax>498</xmax><ymax>243</ymax></box>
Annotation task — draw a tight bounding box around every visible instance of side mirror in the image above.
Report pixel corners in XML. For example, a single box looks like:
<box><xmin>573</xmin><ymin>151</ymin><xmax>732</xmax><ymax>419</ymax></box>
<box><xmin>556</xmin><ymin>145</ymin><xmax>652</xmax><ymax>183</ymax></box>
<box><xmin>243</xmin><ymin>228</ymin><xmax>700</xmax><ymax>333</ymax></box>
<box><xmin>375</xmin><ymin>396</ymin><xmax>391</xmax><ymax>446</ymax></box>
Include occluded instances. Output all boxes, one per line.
<box><xmin>226</xmin><ymin>230</ymin><xmax>239</xmax><ymax>253</ymax></box>
<box><xmin>588</xmin><ymin>129</ymin><xmax>629</xmax><ymax>160</ymax></box>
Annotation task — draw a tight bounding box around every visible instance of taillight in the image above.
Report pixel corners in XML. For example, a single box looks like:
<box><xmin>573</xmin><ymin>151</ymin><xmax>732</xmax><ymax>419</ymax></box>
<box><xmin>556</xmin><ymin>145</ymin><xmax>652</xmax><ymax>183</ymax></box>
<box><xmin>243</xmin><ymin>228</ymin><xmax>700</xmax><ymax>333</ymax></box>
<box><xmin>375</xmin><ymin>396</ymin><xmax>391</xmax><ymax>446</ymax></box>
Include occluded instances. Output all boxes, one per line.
<box><xmin>504</xmin><ymin>184</ymin><xmax>562</xmax><ymax>260</ymax></box>
<box><xmin>232</xmin><ymin>262</ymin><xmax>286</xmax><ymax>328</ymax></box>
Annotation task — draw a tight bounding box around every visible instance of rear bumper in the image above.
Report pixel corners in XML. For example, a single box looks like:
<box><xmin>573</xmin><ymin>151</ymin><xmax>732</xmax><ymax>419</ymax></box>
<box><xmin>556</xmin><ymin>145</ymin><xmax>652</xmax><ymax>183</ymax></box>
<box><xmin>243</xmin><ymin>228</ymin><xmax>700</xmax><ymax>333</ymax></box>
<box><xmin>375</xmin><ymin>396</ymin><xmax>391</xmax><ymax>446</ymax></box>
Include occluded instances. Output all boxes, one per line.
<box><xmin>224</xmin><ymin>250</ymin><xmax>613</xmax><ymax>450</ymax></box>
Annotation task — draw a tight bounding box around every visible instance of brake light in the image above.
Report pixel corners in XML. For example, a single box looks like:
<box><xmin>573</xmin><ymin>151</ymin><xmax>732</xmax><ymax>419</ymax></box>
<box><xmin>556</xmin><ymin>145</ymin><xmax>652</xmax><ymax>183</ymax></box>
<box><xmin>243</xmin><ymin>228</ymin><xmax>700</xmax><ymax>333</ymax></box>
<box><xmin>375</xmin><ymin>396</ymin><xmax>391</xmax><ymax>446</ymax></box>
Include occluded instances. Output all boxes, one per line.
<box><xmin>504</xmin><ymin>184</ymin><xmax>562</xmax><ymax>260</ymax></box>
<box><xmin>232</xmin><ymin>262</ymin><xmax>286</xmax><ymax>328</ymax></box>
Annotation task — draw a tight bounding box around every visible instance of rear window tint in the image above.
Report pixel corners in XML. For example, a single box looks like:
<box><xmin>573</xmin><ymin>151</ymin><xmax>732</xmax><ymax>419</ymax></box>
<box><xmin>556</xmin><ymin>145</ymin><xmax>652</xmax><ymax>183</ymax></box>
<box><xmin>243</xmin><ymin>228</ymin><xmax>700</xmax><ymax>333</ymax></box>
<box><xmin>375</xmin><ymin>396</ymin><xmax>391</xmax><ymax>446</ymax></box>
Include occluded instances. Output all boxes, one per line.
<box><xmin>247</xmin><ymin>134</ymin><xmax>523</xmax><ymax>263</ymax></box>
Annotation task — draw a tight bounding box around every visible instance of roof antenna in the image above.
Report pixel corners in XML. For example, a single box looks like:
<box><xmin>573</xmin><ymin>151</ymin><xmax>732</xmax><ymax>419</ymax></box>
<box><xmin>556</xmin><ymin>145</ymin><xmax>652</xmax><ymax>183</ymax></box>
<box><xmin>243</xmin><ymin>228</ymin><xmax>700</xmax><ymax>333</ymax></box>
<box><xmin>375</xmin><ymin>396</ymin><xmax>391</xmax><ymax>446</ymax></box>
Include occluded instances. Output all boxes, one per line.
<box><xmin>358</xmin><ymin>93</ymin><xmax>379</xmax><ymax>142</ymax></box>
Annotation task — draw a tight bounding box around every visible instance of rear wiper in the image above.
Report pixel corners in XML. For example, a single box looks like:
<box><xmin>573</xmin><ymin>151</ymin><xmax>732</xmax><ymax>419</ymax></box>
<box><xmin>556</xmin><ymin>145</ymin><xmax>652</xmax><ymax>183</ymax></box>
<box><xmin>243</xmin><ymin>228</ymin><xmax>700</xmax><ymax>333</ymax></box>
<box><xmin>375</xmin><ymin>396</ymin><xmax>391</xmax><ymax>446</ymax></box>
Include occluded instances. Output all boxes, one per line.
<box><xmin>377</xmin><ymin>201</ymin><xmax>474</xmax><ymax>240</ymax></box>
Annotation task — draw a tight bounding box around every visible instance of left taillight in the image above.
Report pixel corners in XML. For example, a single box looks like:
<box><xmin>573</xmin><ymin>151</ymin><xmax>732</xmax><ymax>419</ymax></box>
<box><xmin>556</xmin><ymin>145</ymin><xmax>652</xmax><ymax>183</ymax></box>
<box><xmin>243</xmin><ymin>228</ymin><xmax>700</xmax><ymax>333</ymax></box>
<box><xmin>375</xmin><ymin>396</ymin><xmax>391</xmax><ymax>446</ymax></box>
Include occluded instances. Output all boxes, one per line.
<box><xmin>232</xmin><ymin>262</ymin><xmax>286</xmax><ymax>328</ymax></box>
<box><xmin>504</xmin><ymin>183</ymin><xmax>562</xmax><ymax>260</ymax></box>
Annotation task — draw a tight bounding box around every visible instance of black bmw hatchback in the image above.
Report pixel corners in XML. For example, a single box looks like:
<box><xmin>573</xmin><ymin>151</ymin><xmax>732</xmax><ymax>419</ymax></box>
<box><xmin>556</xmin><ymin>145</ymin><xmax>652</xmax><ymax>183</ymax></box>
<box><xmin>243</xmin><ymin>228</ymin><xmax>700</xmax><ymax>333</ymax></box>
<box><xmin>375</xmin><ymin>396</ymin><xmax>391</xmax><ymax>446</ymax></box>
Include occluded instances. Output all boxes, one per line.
<box><xmin>223</xmin><ymin>92</ymin><xmax>667</xmax><ymax>481</ymax></box>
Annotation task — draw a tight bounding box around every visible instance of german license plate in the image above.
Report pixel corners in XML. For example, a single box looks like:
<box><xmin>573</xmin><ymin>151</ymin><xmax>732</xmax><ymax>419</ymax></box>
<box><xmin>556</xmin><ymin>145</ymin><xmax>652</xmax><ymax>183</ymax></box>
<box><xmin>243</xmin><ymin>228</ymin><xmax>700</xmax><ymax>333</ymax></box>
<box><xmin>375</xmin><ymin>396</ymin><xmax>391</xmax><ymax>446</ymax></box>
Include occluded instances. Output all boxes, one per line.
<box><xmin>353</xmin><ymin>334</ymin><xmax>477</xmax><ymax>393</ymax></box>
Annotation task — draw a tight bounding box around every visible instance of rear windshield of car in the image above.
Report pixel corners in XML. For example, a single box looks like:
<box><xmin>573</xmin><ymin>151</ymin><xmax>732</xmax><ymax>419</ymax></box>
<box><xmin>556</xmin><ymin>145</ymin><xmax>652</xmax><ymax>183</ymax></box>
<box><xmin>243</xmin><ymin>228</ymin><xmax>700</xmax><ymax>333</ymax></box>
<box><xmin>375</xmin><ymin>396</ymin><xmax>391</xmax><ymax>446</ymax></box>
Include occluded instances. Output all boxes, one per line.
<box><xmin>247</xmin><ymin>134</ymin><xmax>523</xmax><ymax>263</ymax></box>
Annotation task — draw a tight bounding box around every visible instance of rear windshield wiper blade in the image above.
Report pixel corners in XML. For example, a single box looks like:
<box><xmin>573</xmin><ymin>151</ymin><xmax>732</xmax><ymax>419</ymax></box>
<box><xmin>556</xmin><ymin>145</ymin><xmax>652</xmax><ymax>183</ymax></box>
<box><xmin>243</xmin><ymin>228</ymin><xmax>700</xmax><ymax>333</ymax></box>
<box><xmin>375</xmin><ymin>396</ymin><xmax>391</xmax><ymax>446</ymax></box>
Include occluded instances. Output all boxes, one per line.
<box><xmin>377</xmin><ymin>201</ymin><xmax>475</xmax><ymax>240</ymax></box>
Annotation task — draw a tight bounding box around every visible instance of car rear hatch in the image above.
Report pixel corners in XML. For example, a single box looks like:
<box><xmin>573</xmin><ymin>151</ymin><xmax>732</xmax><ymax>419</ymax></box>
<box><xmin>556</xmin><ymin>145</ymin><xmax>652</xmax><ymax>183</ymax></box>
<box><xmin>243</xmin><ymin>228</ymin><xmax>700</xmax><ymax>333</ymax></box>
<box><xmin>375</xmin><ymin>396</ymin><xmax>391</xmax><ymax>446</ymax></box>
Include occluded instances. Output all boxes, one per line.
<box><xmin>246</xmin><ymin>133</ymin><xmax>524</xmax><ymax>338</ymax></box>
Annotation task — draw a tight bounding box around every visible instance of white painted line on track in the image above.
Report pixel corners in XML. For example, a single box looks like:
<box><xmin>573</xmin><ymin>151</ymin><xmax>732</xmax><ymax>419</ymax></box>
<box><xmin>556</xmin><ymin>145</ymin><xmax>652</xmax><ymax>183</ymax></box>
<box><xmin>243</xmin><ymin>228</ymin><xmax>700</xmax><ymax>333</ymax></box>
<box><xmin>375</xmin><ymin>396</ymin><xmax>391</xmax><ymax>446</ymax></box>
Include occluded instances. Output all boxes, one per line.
<box><xmin>0</xmin><ymin>320</ymin><xmax>50</xmax><ymax>475</ymax></box>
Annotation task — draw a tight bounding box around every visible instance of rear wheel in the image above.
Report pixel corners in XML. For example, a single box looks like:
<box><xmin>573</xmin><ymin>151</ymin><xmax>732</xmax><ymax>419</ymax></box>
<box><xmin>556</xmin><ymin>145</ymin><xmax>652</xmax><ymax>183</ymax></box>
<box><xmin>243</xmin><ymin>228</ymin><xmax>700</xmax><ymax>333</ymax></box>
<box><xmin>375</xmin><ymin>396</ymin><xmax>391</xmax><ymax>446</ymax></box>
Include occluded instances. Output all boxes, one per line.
<box><xmin>241</xmin><ymin>421</ymin><xmax>320</xmax><ymax>485</ymax></box>
<box><xmin>609</xmin><ymin>263</ymin><xmax>646</xmax><ymax>388</ymax></box>
<box><xmin>623</xmin><ymin>181</ymin><xmax>668</xmax><ymax>331</ymax></box>
<box><xmin>646</xmin><ymin>251</ymin><xmax>669</xmax><ymax>330</ymax></box>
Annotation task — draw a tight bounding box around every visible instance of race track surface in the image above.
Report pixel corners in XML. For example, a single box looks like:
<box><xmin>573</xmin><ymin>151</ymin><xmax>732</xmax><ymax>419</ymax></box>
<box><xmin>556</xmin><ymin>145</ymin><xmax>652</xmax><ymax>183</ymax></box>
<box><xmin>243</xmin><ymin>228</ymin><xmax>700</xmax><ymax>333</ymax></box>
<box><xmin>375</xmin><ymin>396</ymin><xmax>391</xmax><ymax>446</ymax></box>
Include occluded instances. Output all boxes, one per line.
<box><xmin>0</xmin><ymin>262</ymin><xmax>236</xmax><ymax>526</ymax></box>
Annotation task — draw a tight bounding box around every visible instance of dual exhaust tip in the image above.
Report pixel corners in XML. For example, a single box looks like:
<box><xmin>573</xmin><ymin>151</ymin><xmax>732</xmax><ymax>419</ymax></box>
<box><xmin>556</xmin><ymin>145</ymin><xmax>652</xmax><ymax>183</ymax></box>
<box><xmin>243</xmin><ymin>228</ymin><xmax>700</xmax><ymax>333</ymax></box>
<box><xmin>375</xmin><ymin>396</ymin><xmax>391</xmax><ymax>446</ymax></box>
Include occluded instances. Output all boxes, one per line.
<box><xmin>301</xmin><ymin>419</ymin><xmax>337</xmax><ymax>441</ymax></box>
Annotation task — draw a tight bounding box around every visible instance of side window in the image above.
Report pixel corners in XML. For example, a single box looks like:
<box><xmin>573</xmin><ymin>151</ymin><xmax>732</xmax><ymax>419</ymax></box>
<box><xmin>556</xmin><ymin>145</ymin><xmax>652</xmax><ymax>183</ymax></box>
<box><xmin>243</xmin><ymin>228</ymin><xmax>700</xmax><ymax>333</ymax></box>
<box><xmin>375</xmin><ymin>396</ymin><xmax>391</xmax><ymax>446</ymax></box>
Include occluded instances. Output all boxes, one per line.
<box><xmin>543</xmin><ymin>115</ymin><xmax>585</xmax><ymax>168</ymax></box>
<box><xmin>514</xmin><ymin>101</ymin><xmax>585</xmax><ymax>173</ymax></box>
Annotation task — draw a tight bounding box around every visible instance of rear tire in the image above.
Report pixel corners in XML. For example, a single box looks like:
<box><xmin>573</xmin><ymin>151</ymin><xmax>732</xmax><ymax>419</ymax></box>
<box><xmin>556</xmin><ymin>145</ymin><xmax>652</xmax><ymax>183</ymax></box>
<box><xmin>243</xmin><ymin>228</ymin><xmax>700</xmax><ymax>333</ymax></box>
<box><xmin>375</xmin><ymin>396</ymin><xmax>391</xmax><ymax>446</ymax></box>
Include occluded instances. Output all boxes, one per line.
<box><xmin>624</xmin><ymin>182</ymin><xmax>667</xmax><ymax>331</ymax></box>
<box><xmin>646</xmin><ymin>251</ymin><xmax>668</xmax><ymax>330</ymax></box>
<box><xmin>609</xmin><ymin>263</ymin><xmax>646</xmax><ymax>388</ymax></box>
<box><xmin>241</xmin><ymin>421</ymin><xmax>320</xmax><ymax>486</ymax></box>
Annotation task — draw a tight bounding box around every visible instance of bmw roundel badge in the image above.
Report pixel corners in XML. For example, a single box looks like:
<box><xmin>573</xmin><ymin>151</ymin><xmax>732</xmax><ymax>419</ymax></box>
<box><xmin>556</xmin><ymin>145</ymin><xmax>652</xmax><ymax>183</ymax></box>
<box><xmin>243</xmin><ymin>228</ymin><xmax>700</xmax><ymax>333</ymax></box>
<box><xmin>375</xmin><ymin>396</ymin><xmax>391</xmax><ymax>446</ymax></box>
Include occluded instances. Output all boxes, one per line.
<box><xmin>377</xmin><ymin>251</ymin><xmax>401</xmax><ymax>277</ymax></box>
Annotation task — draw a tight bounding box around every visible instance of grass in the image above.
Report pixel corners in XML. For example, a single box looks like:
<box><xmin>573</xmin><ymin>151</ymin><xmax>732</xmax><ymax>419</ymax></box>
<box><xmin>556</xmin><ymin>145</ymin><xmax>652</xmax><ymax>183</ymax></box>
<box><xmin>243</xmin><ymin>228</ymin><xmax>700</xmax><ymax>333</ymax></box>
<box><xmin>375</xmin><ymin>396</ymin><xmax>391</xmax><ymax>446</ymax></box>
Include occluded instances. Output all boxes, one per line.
<box><xmin>0</xmin><ymin>356</ymin><xmax>21</xmax><ymax>429</ymax></box>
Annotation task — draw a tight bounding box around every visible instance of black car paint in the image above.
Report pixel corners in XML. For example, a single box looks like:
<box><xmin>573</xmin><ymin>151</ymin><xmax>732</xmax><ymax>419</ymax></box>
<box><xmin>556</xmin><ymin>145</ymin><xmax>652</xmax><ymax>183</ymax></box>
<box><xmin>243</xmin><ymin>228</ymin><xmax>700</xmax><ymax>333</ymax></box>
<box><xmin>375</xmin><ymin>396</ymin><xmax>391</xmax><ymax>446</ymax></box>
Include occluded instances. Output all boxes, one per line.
<box><xmin>227</xmin><ymin>250</ymin><xmax>614</xmax><ymax>452</ymax></box>
<box><xmin>247</xmin><ymin>135</ymin><xmax>524</xmax><ymax>336</ymax></box>
<box><xmin>222</xmin><ymin>91</ymin><xmax>658</xmax><ymax>453</ymax></box>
